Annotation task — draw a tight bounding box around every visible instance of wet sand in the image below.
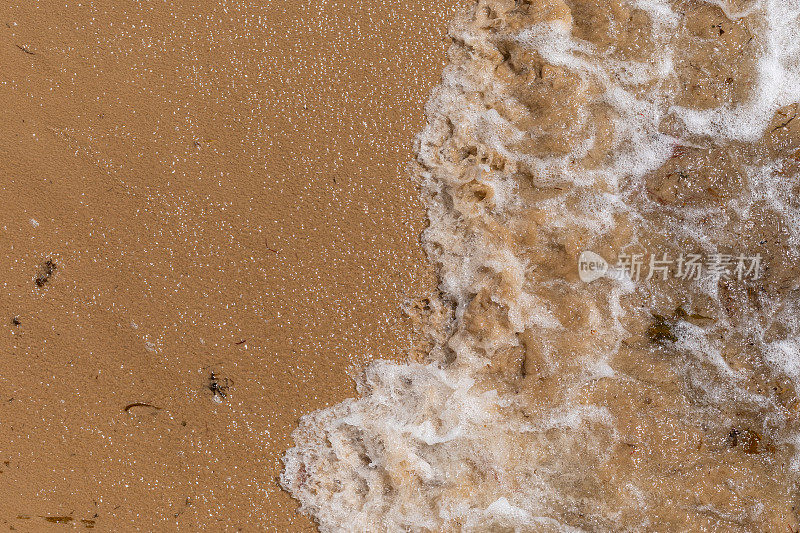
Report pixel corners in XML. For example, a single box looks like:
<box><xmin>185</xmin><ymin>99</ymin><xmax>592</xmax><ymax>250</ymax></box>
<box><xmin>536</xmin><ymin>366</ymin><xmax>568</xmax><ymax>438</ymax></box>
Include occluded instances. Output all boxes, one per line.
<box><xmin>281</xmin><ymin>1</ymin><xmax>800</xmax><ymax>531</ymax></box>
<box><xmin>0</xmin><ymin>1</ymin><xmax>460</xmax><ymax>530</ymax></box>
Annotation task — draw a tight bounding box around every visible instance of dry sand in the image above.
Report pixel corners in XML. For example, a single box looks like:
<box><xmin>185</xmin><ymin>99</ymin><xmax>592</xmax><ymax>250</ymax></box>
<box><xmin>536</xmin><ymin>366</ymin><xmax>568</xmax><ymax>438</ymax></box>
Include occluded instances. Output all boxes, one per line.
<box><xmin>0</xmin><ymin>1</ymin><xmax>461</xmax><ymax>530</ymax></box>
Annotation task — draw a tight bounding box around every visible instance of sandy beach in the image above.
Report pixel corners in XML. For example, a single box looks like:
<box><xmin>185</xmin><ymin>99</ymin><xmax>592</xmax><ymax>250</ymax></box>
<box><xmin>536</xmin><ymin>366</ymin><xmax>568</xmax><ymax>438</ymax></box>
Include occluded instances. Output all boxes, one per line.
<box><xmin>9</xmin><ymin>0</ymin><xmax>800</xmax><ymax>530</ymax></box>
<box><xmin>0</xmin><ymin>1</ymin><xmax>460</xmax><ymax>530</ymax></box>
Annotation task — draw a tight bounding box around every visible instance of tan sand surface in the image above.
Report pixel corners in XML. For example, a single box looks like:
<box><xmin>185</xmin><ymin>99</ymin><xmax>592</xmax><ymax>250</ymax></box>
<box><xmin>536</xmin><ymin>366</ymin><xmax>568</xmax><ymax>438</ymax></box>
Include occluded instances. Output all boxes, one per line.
<box><xmin>0</xmin><ymin>1</ymin><xmax>460</xmax><ymax>530</ymax></box>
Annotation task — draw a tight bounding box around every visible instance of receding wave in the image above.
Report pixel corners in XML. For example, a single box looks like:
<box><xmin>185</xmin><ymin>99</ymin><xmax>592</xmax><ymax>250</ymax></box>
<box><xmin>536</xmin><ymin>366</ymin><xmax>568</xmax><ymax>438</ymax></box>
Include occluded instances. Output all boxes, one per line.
<box><xmin>282</xmin><ymin>0</ymin><xmax>800</xmax><ymax>530</ymax></box>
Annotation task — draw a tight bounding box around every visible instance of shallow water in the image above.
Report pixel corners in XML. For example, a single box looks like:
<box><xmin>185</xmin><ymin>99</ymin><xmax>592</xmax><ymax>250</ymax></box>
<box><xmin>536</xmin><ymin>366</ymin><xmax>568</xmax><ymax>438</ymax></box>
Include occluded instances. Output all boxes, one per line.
<box><xmin>282</xmin><ymin>1</ymin><xmax>800</xmax><ymax>530</ymax></box>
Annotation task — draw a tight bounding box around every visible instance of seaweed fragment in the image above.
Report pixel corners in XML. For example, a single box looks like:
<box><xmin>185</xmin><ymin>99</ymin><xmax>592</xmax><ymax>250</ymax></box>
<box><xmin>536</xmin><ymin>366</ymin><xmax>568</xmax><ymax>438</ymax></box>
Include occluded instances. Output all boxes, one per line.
<box><xmin>726</xmin><ymin>427</ymin><xmax>766</xmax><ymax>454</ymax></box>
<box><xmin>674</xmin><ymin>306</ymin><xmax>714</xmax><ymax>325</ymax></box>
<box><xmin>42</xmin><ymin>516</ymin><xmax>72</xmax><ymax>524</ymax></box>
<box><xmin>648</xmin><ymin>306</ymin><xmax>716</xmax><ymax>344</ymax></box>
<box><xmin>34</xmin><ymin>259</ymin><xmax>57</xmax><ymax>287</ymax></box>
<box><xmin>208</xmin><ymin>372</ymin><xmax>230</xmax><ymax>400</ymax></box>
<box><xmin>647</xmin><ymin>314</ymin><xmax>677</xmax><ymax>343</ymax></box>
<box><xmin>123</xmin><ymin>402</ymin><xmax>161</xmax><ymax>413</ymax></box>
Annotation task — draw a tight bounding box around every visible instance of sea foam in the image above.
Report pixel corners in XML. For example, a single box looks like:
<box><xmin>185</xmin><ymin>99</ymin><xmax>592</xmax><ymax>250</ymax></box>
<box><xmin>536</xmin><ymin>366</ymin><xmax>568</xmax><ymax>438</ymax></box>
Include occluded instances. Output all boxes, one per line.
<box><xmin>283</xmin><ymin>1</ymin><xmax>800</xmax><ymax>530</ymax></box>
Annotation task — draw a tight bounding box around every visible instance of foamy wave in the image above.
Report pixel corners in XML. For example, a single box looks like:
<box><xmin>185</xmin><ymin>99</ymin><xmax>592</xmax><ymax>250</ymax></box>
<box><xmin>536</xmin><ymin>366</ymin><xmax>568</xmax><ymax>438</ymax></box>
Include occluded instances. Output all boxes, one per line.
<box><xmin>283</xmin><ymin>0</ymin><xmax>800</xmax><ymax>530</ymax></box>
<box><xmin>282</xmin><ymin>361</ymin><xmax>616</xmax><ymax>531</ymax></box>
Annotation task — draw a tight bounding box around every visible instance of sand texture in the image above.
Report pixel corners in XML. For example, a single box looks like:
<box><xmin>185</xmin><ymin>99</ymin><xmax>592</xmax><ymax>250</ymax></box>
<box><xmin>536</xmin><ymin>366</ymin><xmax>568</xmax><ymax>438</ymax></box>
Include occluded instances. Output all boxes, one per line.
<box><xmin>0</xmin><ymin>1</ymin><xmax>460</xmax><ymax>530</ymax></box>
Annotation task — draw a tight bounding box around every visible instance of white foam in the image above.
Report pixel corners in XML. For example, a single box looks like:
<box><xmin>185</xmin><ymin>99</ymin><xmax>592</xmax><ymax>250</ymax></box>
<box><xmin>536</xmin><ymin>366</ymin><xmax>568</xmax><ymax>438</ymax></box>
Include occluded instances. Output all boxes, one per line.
<box><xmin>282</xmin><ymin>0</ymin><xmax>800</xmax><ymax>529</ymax></box>
<box><xmin>673</xmin><ymin>0</ymin><xmax>800</xmax><ymax>140</ymax></box>
<box><xmin>766</xmin><ymin>339</ymin><xmax>800</xmax><ymax>379</ymax></box>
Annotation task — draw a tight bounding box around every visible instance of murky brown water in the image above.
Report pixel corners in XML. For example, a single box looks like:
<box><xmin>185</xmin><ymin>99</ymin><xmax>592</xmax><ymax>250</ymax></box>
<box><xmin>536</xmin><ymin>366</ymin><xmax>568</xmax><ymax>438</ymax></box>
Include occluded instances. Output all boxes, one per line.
<box><xmin>283</xmin><ymin>0</ymin><xmax>800</xmax><ymax>531</ymax></box>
